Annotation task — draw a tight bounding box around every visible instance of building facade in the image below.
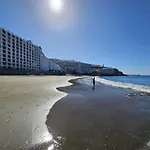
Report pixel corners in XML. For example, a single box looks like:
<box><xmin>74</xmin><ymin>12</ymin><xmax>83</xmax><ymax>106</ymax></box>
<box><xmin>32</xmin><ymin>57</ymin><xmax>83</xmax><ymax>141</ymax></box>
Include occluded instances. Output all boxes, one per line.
<box><xmin>40</xmin><ymin>51</ymin><xmax>49</xmax><ymax>71</ymax></box>
<box><xmin>49</xmin><ymin>60</ymin><xmax>61</xmax><ymax>71</ymax></box>
<box><xmin>0</xmin><ymin>28</ymin><xmax>41</xmax><ymax>71</ymax></box>
<box><xmin>40</xmin><ymin>52</ymin><xmax>61</xmax><ymax>72</ymax></box>
<box><xmin>49</xmin><ymin>58</ymin><xmax>92</xmax><ymax>74</ymax></box>
<box><xmin>0</xmin><ymin>28</ymin><xmax>61</xmax><ymax>73</ymax></box>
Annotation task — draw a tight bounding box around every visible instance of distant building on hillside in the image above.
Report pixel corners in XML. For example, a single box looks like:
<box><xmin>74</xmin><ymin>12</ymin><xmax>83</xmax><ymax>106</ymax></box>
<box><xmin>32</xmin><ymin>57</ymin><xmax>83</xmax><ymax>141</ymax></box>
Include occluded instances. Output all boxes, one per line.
<box><xmin>49</xmin><ymin>60</ymin><xmax>61</xmax><ymax>71</ymax></box>
<box><xmin>100</xmin><ymin>67</ymin><xmax>115</xmax><ymax>75</ymax></box>
<box><xmin>49</xmin><ymin>58</ymin><xmax>93</xmax><ymax>74</ymax></box>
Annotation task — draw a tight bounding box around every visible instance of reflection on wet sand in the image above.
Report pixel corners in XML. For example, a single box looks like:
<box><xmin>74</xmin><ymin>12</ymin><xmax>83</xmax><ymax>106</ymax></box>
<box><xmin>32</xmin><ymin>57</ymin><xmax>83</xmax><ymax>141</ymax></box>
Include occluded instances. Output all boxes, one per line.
<box><xmin>45</xmin><ymin>79</ymin><xmax>150</xmax><ymax>150</ymax></box>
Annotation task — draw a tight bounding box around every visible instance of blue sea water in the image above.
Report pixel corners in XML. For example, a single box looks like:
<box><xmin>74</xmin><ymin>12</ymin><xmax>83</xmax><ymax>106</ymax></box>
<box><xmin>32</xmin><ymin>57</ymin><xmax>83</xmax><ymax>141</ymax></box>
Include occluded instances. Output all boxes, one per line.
<box><xmin>103</xmin><ymin>76</ymin><xmax>150</xmax><ymax>87</ymax></box>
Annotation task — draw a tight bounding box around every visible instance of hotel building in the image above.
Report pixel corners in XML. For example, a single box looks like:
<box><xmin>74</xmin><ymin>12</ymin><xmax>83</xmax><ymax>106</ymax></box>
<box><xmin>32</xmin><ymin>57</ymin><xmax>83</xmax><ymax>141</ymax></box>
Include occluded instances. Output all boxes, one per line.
<box><xmin>0</xmin><ymin>28</ymin><xmax>61</xmax><ymax>73</ymax></box>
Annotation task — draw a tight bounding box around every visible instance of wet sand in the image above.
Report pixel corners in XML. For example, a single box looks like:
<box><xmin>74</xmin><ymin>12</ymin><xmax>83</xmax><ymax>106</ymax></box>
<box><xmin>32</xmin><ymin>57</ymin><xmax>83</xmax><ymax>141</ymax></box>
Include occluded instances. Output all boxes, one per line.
<box><xmin>0</xmin><ymin>76</ymin><xmax>77</xmax><ymax>150</ymax></box>
<box><xmin>45</xmin><ymin>78</ymin><xmax>150</xmax><ymax>150</ymax></box>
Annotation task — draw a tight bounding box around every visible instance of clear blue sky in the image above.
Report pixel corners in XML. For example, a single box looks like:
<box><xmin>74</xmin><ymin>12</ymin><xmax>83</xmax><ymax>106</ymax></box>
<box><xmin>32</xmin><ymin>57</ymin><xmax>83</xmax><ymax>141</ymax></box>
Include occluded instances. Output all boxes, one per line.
<box><xmin>0</xmin><ymin>0</ymin><xmax>150</xmax><ymax>75</ymax></box>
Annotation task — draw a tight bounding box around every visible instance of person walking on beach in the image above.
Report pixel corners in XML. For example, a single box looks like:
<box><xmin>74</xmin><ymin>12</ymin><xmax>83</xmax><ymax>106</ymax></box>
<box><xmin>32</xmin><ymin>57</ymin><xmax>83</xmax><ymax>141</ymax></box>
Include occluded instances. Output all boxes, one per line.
<box><xmin>93</xmin><ymin>77</ymin><xmax>96</xmax><ymax>90</ymax></box>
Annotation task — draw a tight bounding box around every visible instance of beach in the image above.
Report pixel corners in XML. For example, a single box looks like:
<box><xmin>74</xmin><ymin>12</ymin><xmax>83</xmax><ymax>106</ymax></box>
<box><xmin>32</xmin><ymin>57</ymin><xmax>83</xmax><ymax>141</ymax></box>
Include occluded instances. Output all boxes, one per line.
<box><xmin>1</xmin><ymin>76</ymin><xmax>150</xmax><ymax>150</ymax></box>
<box><xmin>0</xmin><ymin>76</ymin><xmax>77</xmax><ymax>150</ymax></box>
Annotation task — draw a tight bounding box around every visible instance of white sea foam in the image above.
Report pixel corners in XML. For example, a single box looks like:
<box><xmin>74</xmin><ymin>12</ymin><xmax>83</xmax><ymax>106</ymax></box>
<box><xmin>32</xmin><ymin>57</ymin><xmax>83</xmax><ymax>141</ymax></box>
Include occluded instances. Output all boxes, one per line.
<box><xmin>96</xmin><ymin>77</ymin><xmax>150</xmax><ymax>93</ymax></box>
<box><xmin>147</xmin><ymin>141</ymin><xmax>150</xmax><ymax>147</ymax></box>
<box><xmin>138</xmin><ymin>141</ymin><xmax>150</xmax><ymax>150</ymax></box>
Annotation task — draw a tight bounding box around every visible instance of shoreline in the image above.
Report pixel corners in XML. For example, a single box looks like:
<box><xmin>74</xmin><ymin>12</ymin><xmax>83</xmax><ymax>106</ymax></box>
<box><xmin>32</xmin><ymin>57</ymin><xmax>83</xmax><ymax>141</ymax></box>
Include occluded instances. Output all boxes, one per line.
<box><xmin>45</xmin><ymin>77</ymin><xmax>150</xmax><ymax>150</ymax></box>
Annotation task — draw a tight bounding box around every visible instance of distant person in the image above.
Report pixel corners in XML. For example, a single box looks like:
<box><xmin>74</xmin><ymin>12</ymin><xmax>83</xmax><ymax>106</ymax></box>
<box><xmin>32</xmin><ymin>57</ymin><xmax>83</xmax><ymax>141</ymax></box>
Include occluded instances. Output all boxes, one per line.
<box><xmin>92</xmin><ymin>77</ymin><xmax>96</xmax><ymax>90</ymax></box>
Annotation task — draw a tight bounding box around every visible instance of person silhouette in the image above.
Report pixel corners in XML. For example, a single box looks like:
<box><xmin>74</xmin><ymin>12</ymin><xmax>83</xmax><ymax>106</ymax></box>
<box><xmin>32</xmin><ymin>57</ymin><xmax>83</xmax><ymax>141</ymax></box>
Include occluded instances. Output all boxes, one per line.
<box><xmin>92</xmin><ymin>77</ymin><xmax>95</xmax><ymax>90</ymax></box>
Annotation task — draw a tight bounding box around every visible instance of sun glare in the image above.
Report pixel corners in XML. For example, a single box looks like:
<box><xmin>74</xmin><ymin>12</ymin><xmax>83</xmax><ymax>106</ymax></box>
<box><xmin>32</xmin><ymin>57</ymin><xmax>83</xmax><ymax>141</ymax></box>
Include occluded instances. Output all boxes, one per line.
<box><xmin>49</xmin><ymin>0</ymin><xmax>64</xmax><ymax>13</ymax></box>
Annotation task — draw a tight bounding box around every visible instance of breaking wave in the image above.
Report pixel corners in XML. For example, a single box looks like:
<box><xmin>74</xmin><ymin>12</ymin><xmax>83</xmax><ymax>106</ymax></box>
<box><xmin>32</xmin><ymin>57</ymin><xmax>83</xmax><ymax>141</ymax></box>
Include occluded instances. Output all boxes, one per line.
<box><xmin>96</xmin><ymin>77</ymin><xmax>150</xmax><ymax>93</ymax></box>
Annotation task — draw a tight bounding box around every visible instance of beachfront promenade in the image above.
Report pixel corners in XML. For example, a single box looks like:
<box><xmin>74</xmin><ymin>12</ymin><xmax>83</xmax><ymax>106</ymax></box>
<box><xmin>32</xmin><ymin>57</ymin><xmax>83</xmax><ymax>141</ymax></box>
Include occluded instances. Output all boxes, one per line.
<box><xmin>0</xmin><ymin>76</ymin><xmax>77</xmax><ymax>149</ymax></box>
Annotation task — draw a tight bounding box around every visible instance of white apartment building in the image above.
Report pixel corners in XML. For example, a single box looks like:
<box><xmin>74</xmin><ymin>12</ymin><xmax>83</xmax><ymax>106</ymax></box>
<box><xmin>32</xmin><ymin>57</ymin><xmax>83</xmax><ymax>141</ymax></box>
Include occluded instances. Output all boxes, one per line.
<box><xmin>0</xmin><ymin>28</ymin><xmax>41</xmax><ymax>71</ymax></box>
<box><xmin>0</xmin><ymin>28</ymin><xmax>61</xmax><ymax>72</ymax></box>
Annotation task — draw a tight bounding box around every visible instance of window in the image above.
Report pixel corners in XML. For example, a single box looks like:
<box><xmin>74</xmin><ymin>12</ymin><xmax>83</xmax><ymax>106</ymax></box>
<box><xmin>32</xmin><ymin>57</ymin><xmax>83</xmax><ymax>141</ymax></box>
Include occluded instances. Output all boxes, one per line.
<box><xmin>8</xmin><ymin>59</ymin><xmax>11</xmax><ymax>62</ymax></box>
<box><xmin>8</xmin><ymin>55</ymin><xmax>11</xmax><ymax>58</ymax></box>
<box><xmin>2</xmin><ymin>34</ymin><xmax>6</xmax><ymax>38</ymax></box>
<box><xmin>8</xmin><ymin>40</ymin><xmax>11</xmax><ymax>44</ymax></box>
<box><xmin>2</xmin><ymin>30</ymin><xmax>6</xmax><ymax>34</ymax></box>
<box><xmin>7</xmin><ymin>33</ymin><xmax>11</xmax><ymax>36</ymax></box>
<box><xmin>3</xmin><ymin>58</ymin><xmax>6</xmax><ymax>61</ymax></box>
<box><xmin>3</xmin><ymin>54</ymin><xmax>6</xmax><ymax>57</ymax></box>
<box><xmin>8</xmin><ymin>51</ymin><xmax>11</xmax><ymax>55</ymax></box>
<box><xmin>3</xmin><ymin>62</ymin><xmax>6</xmax><ymax>65</ymax></box>
<box><xmin>7</xmin><ymin>36</ymin><xmax>10</xmax><ymax>41</ymax></box>
<box><xmin>3</xmin><ymin>50</ymin><xmax>6</xmax><ymax>53</ymax></box>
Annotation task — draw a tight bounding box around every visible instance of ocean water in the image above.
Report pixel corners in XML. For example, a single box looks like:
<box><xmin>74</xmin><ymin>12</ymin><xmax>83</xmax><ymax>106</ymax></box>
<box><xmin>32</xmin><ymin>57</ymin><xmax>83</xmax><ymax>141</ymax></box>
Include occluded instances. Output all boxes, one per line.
<box><xmin>96</xmin><ymin>76</ymin><xmax>150</xmax><ymax>93</ymax></box>
<box><xmin>103</xmin><ymin>76</ymin><xmax>150</xmax><ymax>86</ymax></box>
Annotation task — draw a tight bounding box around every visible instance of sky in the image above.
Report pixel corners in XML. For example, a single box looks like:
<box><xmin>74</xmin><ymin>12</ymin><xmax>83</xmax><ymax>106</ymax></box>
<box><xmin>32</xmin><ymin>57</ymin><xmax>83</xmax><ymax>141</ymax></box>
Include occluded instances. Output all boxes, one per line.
<box><xmin>0</xmin><ymin>0</ymin><xmax>150</xmax><ymax>75</ymax></box>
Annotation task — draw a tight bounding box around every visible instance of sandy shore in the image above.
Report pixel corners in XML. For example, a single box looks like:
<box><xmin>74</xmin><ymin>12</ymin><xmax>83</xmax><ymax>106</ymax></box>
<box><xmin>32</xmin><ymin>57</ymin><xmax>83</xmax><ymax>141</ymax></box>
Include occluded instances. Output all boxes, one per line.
<box><xmin>0</xmin><ymin>76</ymin><xmax>78</xmax><ymax>150</ymax></box>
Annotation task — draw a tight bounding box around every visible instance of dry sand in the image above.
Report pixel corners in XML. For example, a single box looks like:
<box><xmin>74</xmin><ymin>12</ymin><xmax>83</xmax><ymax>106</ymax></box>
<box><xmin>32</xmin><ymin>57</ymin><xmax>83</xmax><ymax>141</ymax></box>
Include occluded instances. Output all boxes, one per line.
<box><xmin>0</xmin><ymin>76</ymin><xmax>78</xmax><ymax>150</ymax></box>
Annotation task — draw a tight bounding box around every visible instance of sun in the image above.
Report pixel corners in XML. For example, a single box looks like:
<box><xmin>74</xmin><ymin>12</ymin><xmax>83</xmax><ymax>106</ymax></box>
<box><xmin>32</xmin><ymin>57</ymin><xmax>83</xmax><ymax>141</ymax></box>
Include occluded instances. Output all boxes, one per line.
<box><xmin>49</xmin><ymin>0</ymin><xmax>64</xmax><ymax>13</ymax></box>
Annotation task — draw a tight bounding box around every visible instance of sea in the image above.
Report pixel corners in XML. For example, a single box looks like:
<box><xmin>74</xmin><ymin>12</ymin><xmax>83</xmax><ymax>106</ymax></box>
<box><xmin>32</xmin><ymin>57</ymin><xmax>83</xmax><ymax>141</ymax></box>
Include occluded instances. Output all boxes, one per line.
<box><xmin>96</xmin><ymin>75</ymin><xmax>150</xmax><ymax>93</ymax></box>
